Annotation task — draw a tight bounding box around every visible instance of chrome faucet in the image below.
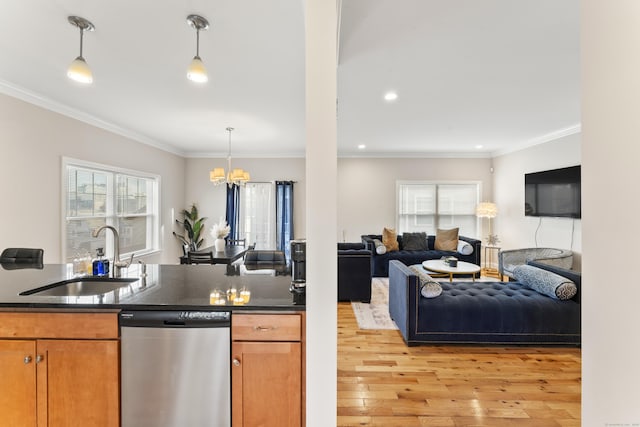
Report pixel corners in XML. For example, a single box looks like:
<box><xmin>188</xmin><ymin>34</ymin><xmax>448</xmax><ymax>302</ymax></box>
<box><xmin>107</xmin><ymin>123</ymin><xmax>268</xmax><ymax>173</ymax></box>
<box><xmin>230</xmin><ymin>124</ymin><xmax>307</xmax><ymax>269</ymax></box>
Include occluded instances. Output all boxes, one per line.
<box><xmin>92</xmin><ymin>225</ymin><xmax>133</xmax><ymax>278</ymax></box>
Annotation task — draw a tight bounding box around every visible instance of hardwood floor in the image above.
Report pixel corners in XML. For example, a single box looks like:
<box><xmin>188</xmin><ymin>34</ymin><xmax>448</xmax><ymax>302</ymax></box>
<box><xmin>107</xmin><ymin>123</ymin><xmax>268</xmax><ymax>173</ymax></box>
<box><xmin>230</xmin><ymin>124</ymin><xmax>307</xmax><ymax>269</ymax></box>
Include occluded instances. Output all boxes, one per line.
<box><xmin>337</xmin><ymin>302</ymin><xmax>581</xmax><ymax>426</ymax></box>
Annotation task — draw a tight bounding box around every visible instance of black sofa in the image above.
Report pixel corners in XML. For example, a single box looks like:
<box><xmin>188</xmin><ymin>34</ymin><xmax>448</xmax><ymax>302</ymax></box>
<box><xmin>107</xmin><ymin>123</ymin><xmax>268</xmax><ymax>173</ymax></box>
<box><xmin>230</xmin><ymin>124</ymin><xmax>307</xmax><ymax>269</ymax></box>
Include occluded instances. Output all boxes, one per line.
<box><xmin>337</xmin><ymin>243</ymin><xmax>372</xmax><ymax>303</ymax></box>
<box><xmin>362</xmin><ymin>234</ymin><xmax>481</xmax><ymax>277</ymax></box>
<box><xmin>388</xmin><ymin>260</ymin><xmax>581</xmax><ymax>346</ymax></box>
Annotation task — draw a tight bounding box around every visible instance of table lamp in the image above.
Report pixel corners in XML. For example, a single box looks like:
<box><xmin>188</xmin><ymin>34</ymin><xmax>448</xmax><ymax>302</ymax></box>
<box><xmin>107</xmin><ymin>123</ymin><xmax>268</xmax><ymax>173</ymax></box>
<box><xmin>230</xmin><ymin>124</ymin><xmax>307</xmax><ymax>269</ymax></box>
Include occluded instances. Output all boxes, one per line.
<box><xmin>476</xmin><ymin>202</ymin><xmax>499</xmax><ymax>245</ymax></box>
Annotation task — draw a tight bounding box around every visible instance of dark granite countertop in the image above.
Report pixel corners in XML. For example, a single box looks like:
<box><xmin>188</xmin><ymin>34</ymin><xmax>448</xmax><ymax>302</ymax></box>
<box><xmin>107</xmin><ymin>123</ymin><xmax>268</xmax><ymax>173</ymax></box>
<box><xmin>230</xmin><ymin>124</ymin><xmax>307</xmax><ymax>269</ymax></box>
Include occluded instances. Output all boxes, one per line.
<box><xmin>0</xmin><ymin>263</ymin><xmax>304</xmax><ymax>311</ymax></box>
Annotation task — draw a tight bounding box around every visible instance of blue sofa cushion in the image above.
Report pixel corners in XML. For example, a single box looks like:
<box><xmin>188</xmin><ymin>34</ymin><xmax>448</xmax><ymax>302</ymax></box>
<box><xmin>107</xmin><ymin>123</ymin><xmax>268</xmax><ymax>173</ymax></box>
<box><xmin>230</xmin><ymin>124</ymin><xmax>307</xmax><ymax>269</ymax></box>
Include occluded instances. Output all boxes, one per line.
<box><xmin>514</xmin><ymin>264</ymin><xmax>577</xmax><ymax>301</ymax></box>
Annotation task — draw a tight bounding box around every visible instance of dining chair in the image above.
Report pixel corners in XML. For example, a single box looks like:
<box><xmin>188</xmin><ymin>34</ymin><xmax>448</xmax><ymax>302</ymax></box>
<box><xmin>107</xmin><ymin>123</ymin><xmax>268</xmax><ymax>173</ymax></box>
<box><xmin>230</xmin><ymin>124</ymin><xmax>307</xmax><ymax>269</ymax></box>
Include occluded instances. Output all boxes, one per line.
<box><xmin>187</xmin><ymin>251</ymin><xmax>215</xmax><ymax>264</ymax></box>
<box><xmin>227</xmin><ymin>238</ymin><xmax>246</xmax><ymax>247</ymax></box>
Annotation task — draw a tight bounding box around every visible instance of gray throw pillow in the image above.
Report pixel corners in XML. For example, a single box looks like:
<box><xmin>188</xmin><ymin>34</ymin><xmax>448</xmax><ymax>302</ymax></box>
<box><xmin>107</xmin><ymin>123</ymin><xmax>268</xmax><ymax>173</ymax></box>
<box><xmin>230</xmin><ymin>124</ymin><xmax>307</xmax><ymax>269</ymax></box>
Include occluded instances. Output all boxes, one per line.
<box><xmin>408</xmin><ymin>264</ymin><xmax>442</xmax><ymax>298</ymax></box>
<box><xmin>513</xmin><ymin>264</ymin><xmax>577</xmax><ymax>300</ymax></box>
<box><xmin>402</xmin><ymin>232</ymin><xmax>428</xmax><ymax>251</ymax></box>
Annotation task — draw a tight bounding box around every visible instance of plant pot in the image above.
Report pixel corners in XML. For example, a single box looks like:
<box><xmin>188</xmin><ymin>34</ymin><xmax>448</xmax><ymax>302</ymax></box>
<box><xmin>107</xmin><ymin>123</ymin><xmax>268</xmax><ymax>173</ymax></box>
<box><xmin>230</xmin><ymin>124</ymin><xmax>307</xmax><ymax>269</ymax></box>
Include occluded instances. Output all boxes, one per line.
<box><xmin>214</xmin><ymin>238</ymin><xmax>226</xmax><ymax>252</ymax></box>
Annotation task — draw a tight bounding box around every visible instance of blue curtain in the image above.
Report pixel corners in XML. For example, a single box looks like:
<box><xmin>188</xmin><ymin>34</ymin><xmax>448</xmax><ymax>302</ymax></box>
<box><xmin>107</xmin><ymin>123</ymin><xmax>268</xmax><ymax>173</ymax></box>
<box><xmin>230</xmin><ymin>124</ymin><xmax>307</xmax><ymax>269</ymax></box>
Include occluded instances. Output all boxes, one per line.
<box><xmin>225</xmin><ymin>184</ymin><xmax>240</xmax><ymax>242</ymax></box>
<box><xmin>276</xmin><ymin>181</ymin><xmax>294</xmax><ymax>258</ymax></box>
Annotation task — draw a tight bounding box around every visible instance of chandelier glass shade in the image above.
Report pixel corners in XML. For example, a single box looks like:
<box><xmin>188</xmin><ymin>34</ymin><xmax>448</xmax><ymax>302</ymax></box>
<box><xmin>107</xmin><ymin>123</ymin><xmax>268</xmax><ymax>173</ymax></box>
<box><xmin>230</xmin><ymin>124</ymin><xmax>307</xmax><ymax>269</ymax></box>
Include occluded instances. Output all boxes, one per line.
<box><xmin>210</xmin><ymin>127</ymin><xmax>250</xmax><ymax>186</ymax></box>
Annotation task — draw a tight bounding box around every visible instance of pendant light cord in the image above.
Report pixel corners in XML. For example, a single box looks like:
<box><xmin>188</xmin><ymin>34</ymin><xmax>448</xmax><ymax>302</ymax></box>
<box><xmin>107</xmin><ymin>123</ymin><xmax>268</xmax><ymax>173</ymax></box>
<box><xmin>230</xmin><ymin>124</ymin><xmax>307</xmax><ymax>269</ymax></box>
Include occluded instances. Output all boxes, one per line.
<box><xmin>79</xmin><ymin>27</ymin><xmax>84</xmax><ymax>57</ymax></box>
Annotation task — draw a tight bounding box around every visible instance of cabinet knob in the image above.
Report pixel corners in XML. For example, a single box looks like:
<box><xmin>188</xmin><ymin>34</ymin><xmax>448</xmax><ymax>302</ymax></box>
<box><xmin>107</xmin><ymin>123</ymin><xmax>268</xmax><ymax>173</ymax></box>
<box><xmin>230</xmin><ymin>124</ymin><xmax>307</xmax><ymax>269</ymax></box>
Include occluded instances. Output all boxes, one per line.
<box><xmin>253</xmin><ymin>325</ymin><xmax>276</xmax><ymax>332</ymax></box>
<box><xmin>36</xmin><ymin>354</ymin><xmax>44</xmax><ymax>364</ymax></box>
<box><xmin>24</xmin><ymin>355</ymin><xmax>32</xmax><ymax>364</ymax></box>
<box><xmin>233</xmin><ymin>358</ymin><xmax>241</xmax><ymax>367</ymax></box>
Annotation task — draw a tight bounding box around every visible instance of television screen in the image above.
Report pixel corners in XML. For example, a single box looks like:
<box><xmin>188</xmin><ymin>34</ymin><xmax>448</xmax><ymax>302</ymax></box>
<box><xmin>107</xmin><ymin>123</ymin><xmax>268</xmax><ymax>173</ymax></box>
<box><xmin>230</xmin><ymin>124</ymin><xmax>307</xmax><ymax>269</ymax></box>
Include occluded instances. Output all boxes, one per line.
<box><xmin>524</xmin><ymin>165</ymin><xmax>581</xmax><ymax>218</ymax></box>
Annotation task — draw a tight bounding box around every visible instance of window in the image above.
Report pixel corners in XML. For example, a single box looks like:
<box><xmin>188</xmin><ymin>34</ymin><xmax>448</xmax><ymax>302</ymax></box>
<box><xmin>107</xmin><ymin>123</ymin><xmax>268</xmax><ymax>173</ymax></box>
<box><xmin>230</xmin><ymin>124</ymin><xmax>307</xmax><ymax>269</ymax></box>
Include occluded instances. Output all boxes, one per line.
<box><xmin>397</xmin><ymin>181</ymin><xmax>480</xmax><ymax>238</ymax></box>
<box><xmin>239</xmin><ymin>183</ymin><xmax>276</xmax><ymax>249</ymax></box>
<box><xmin>64</xmin><ymin>159</ymin><xmax>159</xmax><ymax>262</ymax></box>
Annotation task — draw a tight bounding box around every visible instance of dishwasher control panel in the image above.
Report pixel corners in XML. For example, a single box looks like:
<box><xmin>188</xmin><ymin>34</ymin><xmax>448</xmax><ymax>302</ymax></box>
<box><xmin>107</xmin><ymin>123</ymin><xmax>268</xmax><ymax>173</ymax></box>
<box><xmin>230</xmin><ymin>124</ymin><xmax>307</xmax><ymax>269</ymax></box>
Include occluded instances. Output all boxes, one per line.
<box><xmin>120</xmin><ymin>310</ymin><xmax>231</xmax><ymax>328</ymax></box>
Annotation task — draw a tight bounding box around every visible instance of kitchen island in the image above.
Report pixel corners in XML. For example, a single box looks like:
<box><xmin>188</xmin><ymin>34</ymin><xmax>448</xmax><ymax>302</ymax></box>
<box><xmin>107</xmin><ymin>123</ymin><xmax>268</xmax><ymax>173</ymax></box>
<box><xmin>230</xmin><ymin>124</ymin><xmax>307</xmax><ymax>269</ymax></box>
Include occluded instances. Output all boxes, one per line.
<box><xmin>0</xmin><ymin>263</ymin><xmax>305</xmax><ymax>427</ymax></box>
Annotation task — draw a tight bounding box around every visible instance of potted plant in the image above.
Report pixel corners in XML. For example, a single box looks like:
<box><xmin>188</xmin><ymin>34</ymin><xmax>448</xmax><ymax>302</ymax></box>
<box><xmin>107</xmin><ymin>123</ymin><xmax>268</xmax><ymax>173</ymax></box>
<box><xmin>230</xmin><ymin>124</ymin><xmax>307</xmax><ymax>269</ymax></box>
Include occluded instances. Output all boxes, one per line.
<box><xmin>173</xmin><ymin>204</ymin><xmax>207</xmax><ymax>253</ymax></box>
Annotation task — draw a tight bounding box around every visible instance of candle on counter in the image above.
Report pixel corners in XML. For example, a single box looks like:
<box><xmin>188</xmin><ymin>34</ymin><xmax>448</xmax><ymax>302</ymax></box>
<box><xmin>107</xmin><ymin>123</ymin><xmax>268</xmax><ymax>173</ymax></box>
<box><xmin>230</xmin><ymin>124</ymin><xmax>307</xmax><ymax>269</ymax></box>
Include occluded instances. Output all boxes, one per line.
<box><xmin>240</xmin><ymin>287</ymin><xmax>251</xmax><ymax>303</ymax></box>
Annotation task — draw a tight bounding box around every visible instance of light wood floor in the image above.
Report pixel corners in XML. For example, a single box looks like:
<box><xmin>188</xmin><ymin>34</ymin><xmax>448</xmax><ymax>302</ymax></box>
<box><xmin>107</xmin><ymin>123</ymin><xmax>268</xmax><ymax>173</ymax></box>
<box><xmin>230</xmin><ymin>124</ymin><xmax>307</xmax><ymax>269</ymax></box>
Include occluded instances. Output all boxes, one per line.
<box><xmin>337</xmin><ymin>302</ymin><xmax>581</xmax><ymax>426</ymax></box>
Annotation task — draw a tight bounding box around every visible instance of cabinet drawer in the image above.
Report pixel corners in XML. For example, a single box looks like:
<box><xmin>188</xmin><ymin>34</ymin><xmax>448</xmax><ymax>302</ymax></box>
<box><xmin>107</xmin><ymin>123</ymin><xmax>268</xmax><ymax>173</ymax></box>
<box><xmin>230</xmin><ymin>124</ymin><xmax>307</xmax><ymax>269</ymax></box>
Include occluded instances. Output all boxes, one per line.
<box><xmin>0</xmin><ymin>312</ymin><xmax>119</xmax><ymax>339</ymax></box>
<box><xmin>232</xmin><ymin>314</ymin><xmax>301</xmax><ymax>342</ymax></box>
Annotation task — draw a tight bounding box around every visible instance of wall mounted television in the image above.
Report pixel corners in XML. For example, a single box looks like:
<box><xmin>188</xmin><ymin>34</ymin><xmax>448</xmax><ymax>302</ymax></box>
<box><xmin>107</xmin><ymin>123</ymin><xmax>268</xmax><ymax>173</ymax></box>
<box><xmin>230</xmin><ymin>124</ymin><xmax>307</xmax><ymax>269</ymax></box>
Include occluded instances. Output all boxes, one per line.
<box><xmin>524</xmin><ymin>165</ymin><xmax>581</xmax><ymax>218</ymax></box>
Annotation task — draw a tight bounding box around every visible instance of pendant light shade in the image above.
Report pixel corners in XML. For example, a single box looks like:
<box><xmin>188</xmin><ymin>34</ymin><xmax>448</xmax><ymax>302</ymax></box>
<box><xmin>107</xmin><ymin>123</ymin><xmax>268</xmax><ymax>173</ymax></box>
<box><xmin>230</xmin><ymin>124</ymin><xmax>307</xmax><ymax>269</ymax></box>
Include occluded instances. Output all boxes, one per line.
<box><xmin>187</xmin><ymin>56</ymin><xmax>208</xmax><ymax>83</ymax></box>
<box><xmin>67</xmin><ymin>16</ymin><xmax>95</xmax><ymax>84</ymax></box>
<box><xmin>186</xmin><ymin>15</ymin><xmax>209</xmax><ymax>83</ymax></box>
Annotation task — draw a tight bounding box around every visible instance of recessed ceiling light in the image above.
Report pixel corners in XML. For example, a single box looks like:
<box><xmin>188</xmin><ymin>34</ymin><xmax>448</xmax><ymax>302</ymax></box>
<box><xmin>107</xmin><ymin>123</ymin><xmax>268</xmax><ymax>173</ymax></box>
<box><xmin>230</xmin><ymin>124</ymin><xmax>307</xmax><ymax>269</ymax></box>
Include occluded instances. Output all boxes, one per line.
<box><xmin>475</xmin><ymin>145</ymin><xmax>483</xmax><ymax>149</ymax></box>
<box><xmin>357</xmin><ymin>144</ymin><xmax>366</xmax><ymax>150</ymax></box>
<box><xmin>383</xmin><ymin>91</ymin><xmax>398</xmax><ymax>102</ymax></box>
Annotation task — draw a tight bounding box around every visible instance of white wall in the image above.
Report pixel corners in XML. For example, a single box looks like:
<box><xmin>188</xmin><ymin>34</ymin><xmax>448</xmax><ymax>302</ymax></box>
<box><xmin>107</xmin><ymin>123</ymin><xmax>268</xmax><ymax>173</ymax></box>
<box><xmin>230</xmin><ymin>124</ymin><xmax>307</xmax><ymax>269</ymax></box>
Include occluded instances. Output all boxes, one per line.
<box><xmin>183</xmin><ymin>157</ymin><xmax>306</xmax><ymax>248</ymax></box>
<box><xmin>0</xmin><ymin>93</ymin><xmax>185</xmax><ymax>264</ymax></box>
<box><xmin>492</xmin><ymin>134</ymin><xmax>582</xmax><ymax>269</ymax></box>
<box><xmin>337</xmin><ymin>157</ymin><xmax>494</xmax><ymax>242</ymax></box>
<box><xmin>582</xmin><ymin>0</ymin><xmax>640</xmax><ymax>423</ymax></box>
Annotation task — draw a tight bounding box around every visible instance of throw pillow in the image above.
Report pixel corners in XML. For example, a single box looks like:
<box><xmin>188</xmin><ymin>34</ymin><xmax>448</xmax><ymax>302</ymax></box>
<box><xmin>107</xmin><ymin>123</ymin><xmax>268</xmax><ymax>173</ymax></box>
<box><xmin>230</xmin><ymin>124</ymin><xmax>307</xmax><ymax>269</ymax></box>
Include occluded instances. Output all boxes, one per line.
<box><xmin>382</xmin><ymin>227</ymin><xmax>399</xmax><ymax>252</ymax></box>
<box><xmin>372</xmin><ymin>239</ymin><xmax>387</xmax><ymax>255</ymax></box>
<box><xmin>513</xmin><ymin>264</ymin><xmax>578</xmax><ymax>300</ymax></box>
<box><xmin>434</xmin><ymin>228</ymin><xmax>459</xmax><ymax>251</ymax></box>
<box><xmin>408</xmin><ymin>264</ymin><xmax>442</xmax><ymax>298</ymax></box>
<box><xmin>456</xmin><ymin>240</ymin><xmax>474</xmax><ymax>255</ymax></box>
<box><xmin>402</xmin><ymin>232</ymin><xmax>428</xmax><ymax>251</ymax></box>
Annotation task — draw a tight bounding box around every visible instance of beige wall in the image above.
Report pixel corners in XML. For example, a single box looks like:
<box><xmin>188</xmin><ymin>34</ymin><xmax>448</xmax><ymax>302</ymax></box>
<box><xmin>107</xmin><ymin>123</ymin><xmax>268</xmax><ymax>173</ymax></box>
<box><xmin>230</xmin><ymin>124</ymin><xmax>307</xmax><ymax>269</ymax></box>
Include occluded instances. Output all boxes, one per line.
<box><xmin>492</xmin><ymin>133</ymin><xmax>582</xmax><ymax>269</ymax></box>
<box><xmin>184</xmin><ymin>157</ymin><xmax>306</xmax><ymax>248</ymax></box>
<box><xmin>0</xmin><ymin>93</ymin><xmax>185</xmax><ymax>264</ymax></box>
<box><xmin>337</xmin><ymin>157</ymin><xmax>494</xmax><ymax>242</ymax></box>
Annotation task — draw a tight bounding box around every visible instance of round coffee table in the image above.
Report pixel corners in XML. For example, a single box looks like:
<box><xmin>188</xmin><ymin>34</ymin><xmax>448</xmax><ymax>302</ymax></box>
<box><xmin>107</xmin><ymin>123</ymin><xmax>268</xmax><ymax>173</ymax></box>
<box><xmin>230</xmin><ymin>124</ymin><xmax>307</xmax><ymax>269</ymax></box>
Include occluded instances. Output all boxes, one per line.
<box><xmin>422</xmin><ymin>259</ymin><xmax>481</xmax><ymax>282</ymax></box>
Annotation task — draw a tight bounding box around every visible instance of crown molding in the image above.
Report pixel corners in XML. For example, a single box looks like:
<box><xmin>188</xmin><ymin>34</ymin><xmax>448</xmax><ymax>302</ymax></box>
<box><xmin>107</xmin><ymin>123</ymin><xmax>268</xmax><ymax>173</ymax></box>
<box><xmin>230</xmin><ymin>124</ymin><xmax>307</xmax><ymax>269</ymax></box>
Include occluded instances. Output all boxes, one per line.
<box><xmin>491</xmin><ymin>124</ymin><xmax>582</xmax><ymax>157</ymax></box>
<box><xmin>0</xmin><ymin>79</ymin><xmax>185</xmax><ymax>157</ymax></box>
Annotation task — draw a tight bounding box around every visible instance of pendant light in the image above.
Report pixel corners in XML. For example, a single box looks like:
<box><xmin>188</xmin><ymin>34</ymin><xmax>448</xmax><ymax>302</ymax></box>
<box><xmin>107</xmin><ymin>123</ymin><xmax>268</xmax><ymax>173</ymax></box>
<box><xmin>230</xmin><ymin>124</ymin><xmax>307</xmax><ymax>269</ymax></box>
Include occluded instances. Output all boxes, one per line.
<box><xmin>210</xmin><ymin>127</ymin><xmax>251</xmax><ymax>187</ymax></box>
<box><xmin>67</xmin><ymin>16</ymin><xmax>95</xmax><ymax>84</ymax></box>
<box><xmin>186</xmin><ymin>14</ymin><xmax>209</xmax><ymax>83</ymax></box>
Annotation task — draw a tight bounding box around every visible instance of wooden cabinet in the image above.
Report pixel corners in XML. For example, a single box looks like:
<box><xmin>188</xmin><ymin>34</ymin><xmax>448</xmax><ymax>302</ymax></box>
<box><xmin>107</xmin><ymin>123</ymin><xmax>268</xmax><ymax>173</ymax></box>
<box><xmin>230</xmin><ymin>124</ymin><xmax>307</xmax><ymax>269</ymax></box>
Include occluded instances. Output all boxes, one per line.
<box><xmin>232</xmin><ymin>313</ymin><xmax>305</xmax><ymax>427</ymax></box>
<box><xmin>0</xmin><ymin>312</ymin><xmax>119</xmax><ymax>427</ymax></box>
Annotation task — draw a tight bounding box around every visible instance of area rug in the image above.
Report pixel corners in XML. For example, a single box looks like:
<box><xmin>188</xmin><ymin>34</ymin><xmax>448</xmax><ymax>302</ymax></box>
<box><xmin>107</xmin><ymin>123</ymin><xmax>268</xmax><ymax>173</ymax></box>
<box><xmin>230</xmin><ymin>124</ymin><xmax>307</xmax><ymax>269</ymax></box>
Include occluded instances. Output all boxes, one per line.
<box><xmin>351</xmin><ymin>278</ymin><xmax>398</xmax><ymax>330</ymax></box>
<box><xmin>351</xmin><ymin>276</ymin><xmax>500</xmax><ymax>330</ymax></box>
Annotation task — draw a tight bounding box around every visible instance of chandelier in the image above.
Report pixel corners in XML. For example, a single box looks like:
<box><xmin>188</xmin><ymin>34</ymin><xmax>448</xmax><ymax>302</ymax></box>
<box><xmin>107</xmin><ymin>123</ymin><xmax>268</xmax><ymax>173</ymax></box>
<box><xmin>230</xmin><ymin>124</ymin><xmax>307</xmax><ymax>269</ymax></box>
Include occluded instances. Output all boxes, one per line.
<box><xmin>210</xmin><ymin>127</ymin><xmax>250</xmax><ymax>186</ymax></box>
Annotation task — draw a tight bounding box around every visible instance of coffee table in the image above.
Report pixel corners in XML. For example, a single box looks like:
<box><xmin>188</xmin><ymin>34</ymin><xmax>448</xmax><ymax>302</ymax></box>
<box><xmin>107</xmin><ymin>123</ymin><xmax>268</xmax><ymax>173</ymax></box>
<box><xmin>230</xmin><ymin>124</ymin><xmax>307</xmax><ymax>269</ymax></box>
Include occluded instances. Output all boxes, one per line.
<box><xmin>422</xmin><ymin>259</ymin><xmax>481</xmax><ymax>282</ymax></box>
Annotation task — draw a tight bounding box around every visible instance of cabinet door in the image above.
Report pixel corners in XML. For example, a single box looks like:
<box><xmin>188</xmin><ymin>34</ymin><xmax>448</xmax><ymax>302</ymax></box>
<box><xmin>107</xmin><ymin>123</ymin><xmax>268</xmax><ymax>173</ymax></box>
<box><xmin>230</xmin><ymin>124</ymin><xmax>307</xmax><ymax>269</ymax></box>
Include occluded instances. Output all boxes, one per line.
<box><xmin>37</xmin><ymin>340</ymin><xmax>119</xmax><ymax>427</ymax></box>
<box><xmin>0</xmin><ymin>340</ymin><xmax>37</xmax><ymax>426</ymax></box>
<box><xmin>232</xmin><ymin>341</ymin><xmax>301</xmax><ymax>427</ymax></box>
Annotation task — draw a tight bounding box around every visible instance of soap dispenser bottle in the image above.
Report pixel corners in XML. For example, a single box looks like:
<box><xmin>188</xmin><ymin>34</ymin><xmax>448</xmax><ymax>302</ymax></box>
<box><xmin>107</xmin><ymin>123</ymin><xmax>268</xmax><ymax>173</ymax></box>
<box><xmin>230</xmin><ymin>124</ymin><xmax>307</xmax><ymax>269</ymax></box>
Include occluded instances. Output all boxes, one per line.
<box><xmin>92</xmin><ymin>248</ymin><xmax>110</xmax><ymax>276</ymax></box>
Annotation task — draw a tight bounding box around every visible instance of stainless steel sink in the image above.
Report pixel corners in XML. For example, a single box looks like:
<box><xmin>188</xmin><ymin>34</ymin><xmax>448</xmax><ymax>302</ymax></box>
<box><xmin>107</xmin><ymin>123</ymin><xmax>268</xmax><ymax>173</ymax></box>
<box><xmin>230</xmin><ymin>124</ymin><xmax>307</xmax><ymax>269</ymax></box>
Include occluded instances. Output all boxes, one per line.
<box><xmin>20</xmin><ymin>277</ymin><xmax>138</xmax><ymax>297</ymax></box>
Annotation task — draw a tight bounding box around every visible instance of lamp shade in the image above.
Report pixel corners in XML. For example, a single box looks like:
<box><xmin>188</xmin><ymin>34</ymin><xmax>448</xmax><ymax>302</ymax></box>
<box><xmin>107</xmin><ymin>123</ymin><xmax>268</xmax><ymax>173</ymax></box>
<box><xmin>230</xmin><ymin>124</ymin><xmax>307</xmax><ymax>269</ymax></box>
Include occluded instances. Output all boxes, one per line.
<box><xmin>67</xmin><ymin>56</ymin><xmax>93</xmax><ymax>84</ymax></box>
<box><xmin>476</xmin><ymin>202</ymin><xmax>498</xmax><ymax>218</ymax></box>
<box><xmin>187</xmin><ymin>56</ymin><xmax>208</xmax><ymax>83</ymax></box>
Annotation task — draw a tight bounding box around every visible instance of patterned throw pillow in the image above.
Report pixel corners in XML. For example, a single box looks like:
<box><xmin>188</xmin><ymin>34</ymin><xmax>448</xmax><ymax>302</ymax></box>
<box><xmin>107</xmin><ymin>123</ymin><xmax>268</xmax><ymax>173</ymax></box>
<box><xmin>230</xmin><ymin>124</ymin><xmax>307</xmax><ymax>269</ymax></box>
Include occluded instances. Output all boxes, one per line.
<box><xmin>408</xmin><ymin>264</ymin><xmax>442</xmax><ymax>298</ymax></box>
<box><xmin>434</xmin><ymin>228</ymin><xmax>459</xmax><ymax>251</ymax></box>
<box><xmin>402</xmin><ymin>232</ymin><xmax>428</xmax><ymax>250</ymax></box>
<box><xmin>382</xmin><ymin>227</ymin><xmax>399</xmax><ymax>252</ymax></box>
<box><xmin>513</xmin><ymin>264</ymin><xmax>577</xmax><ymax>300</ymax></box>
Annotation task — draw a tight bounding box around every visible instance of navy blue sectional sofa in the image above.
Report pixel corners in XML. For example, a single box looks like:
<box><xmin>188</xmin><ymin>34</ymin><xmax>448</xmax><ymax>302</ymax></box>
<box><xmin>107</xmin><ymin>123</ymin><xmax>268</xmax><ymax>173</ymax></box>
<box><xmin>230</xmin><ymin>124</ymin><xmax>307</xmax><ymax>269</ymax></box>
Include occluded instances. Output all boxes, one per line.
<box><xmin>362</xmin><ymin>234</ymin><xmax>481</xmax><ymax>277</ymax></box>
<box><xmin>388</xmin><ymin>260</ymin><xmax>581</xmax><ymax>346</ymax></box>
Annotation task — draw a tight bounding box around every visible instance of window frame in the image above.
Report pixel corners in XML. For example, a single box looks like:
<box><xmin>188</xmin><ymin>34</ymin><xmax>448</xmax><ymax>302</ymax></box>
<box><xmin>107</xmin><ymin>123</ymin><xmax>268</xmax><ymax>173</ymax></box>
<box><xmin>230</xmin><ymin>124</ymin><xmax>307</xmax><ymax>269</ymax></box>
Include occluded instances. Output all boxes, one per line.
<box><xmin>396</xmin><ymin>180</ymin><xmax>482</xmax><ymax>238</ymax></box>
<box><xmin>61</xmin><ymin>157</ymin><xmax>161</xmax><ymax>262</ymax></box>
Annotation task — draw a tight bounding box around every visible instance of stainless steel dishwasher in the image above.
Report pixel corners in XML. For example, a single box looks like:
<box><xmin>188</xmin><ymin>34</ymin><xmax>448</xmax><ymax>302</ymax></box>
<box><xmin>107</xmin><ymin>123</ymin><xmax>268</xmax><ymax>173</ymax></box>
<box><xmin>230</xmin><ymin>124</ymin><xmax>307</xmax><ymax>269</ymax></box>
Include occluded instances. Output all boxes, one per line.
<box><xmin>120</xmin><ymin>310</ymin><xmax>231</xmax><ymax>427</ymax></box>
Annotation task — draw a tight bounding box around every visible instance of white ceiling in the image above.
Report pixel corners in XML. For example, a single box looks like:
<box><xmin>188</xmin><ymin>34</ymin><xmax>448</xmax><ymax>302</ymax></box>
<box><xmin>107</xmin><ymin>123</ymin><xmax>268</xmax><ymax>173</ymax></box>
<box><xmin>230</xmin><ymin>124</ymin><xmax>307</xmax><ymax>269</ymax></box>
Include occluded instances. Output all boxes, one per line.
<box><xmin>0</xmin><ymin>0</ymin><xmax>579</xmax><ymax>158</ymax></box>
